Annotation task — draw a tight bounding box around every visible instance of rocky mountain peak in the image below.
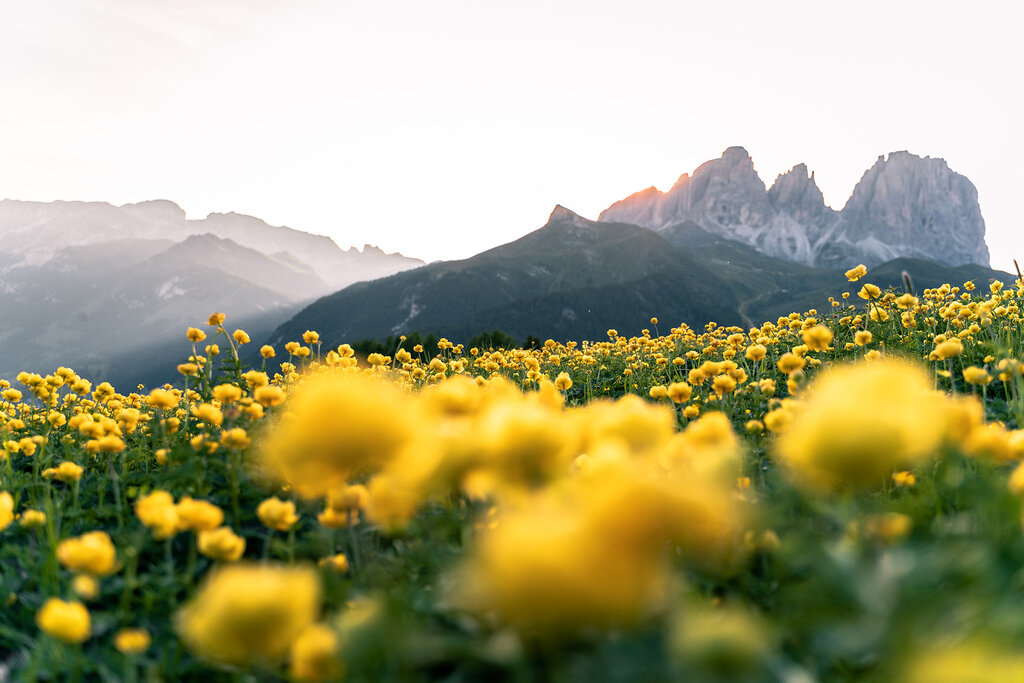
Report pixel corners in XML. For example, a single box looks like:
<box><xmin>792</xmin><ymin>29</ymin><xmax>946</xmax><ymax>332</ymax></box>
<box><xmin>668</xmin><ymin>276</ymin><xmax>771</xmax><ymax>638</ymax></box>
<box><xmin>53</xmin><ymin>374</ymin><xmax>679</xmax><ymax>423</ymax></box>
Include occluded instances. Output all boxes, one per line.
<box><xmin>547</xmin><ymin>204</ymin><xmax>587</xmax><ymax>225</ymax></box>
<box><xmin>768</xmin><ymin>164</ymin><xmax>831</xmax><ymax>225</ymax></box>
<box><xmin>837</xmin><ymin>151</ymin><xmax>989</xmax><ymax>267</ymax></box>
<box><xmin>597</xmin><ymin>147</ymin><xmax>990</xmax><ymax>269</ymax></box>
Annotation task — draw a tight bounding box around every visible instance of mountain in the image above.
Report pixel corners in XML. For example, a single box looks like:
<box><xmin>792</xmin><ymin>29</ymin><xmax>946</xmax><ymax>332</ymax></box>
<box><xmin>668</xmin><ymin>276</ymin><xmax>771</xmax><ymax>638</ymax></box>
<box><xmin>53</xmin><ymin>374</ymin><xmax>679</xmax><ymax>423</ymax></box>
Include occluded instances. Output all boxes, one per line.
<box><xmin>0</xmin><ymin>199</ymin><xmax>422</xmax><ymax>291</ymax></box>
<box><xmin>598</xmin><ymin>148</ymin><xmax>989</xmax><ymax>269</ymax></box>
<box><xmin>267</xmin><ymin>206</ymin><xmax>746</xmax><ymax>347</ymax></box>
<box><xmin>267</xmin><ymin>206</ymin><xmax>1013</xmax><ymax>352</ymax></box>
<box><xmin>0</xmin><ymin>199</ymin><xmax>424</xmax><ymax>385</ymax></box>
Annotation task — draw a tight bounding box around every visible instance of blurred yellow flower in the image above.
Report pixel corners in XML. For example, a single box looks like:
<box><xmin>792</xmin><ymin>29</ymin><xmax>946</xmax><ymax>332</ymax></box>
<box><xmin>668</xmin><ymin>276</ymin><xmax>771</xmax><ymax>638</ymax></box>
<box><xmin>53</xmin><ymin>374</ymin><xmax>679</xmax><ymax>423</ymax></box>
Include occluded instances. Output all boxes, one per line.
<box><xmin>176</xmin><ymin>497</ymin><xmax>224</xmax><ymax>532</ymax></box>
<box><xmin>254</xmin><ymin>385</ymin><xmax>286</xmax><ymax>408</ymax></box>
<box><xmin>19</xmin><ymin>509</ymin><xmax>46</xmax><ymax>529</ymax></box>
<box><xmin>146</xmin><ymin>388</ymin><xmax>178</xmax><ymax>410</ymax></box>
<box><xmin>114</xmin><ymin>627</ymin><xmax>151</xmax><ymax>655</ymax></box>
<box><xmin>963</xmin><ymin>366</ymin><xmax>992</xmax><ymax>386</ymax></box>
<box><xmin>931</xmin><ymin>338</ymin><xmax>964</xmax><ymax>360</ymax></box>
<box><xmin>197</xmin><ymin>526</ymin><xmax>246</xmax><ymax>562</ymax></box>
<box><xmin>41</xmin><ymin>461</ymin><xmax>83</xmax><ymax>483</ymax></box>
<box><xmin>801</xmin><ymin>325</ymin><xmax>833</xmax><ymax>352</ymax></box>
<box><xmin>774</xmin><ymin>359</ymin><xmax>946</xmax><ymax>492</ymax></box>
<box><xmin>135</xmin><ymin>490</ymin><xmax>179</xmax><ymax>539</ymax></box>
<box><xmin>289</xmin><ymin>623</ymin><xmax>342</xmax><ymax>682</ymax></box>
<box><xmin>220</xmin><ymin>427</ymin><xmax>251</xmax><ymax>449</ymax></box>
<box><xmin>261</xmin><ymin>372</ymin><xmax>418</xmax><ymax>498</ymax></box>
<box><xmin>0</xmin><ymin>491</ymin><xmax>13</xmax><ymax>531</ymax></box>
<box><xmin>257</xmin><ymin>497</ymin><xmax>299</xmax><ymax>532</ymax></box>
<box><xmin>176</xmin><ymin>563</ymin><xmax>320</xmax><ymax>667</ymax></box>
<box><xmin>187</xmin><ymin>327</ymin><xmax>207</xmax><ymax>342</ymax></box>
<box><xmin>57</xmin><ymin>530</ymin><xmax>117</xmax><ymax>576</ymax></box>
<box><xmin>36</xmin><ymin>598</ymin><xmax>90</xmax><ymax>643</ymax></box>
<box><xmin>212</xmin><ymin>384</ymin><xmax>242</xmax><ymax>404</ymax></box>
<box><xmin>319</xmin><ymin>553</ymin><xmax>349</xmax><ymax>573</ymax></box>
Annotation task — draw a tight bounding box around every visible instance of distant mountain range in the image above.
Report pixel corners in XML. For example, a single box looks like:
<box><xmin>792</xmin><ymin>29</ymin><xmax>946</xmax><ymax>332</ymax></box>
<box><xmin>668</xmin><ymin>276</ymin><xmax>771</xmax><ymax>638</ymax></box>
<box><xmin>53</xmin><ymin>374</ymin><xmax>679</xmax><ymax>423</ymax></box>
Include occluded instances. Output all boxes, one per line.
<box><xmin>0</xmin><ymin>199</ymin><xmax>422</xmax><ymax>386</ymax></box>
<box><xmin>268</xmin><ymin>202</ymin><xmax>1008</xmax><ymax>351</ymax></box>
<box><xmin>267</xmin><ymin>148</ymin><xmax>1006</xmax><ymax>352</ymax></box>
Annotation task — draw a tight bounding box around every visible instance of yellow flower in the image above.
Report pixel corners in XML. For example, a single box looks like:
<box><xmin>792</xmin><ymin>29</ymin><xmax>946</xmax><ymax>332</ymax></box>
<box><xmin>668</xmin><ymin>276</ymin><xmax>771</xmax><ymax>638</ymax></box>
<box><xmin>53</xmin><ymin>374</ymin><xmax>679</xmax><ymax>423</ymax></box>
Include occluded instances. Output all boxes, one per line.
<box><xmin>257</xmin><ymin>497</ymin><xmax>299</xmax><ymax>532</ymax></box>
<box><xmin>801</xmin><ymin>325</ymin><xmax>833</xmax><ymax>352</ymax></box>
<box><xmin>744</xmin><ymin>344</ymin><xmax>767</xmax><ymax>362</ymax></box>
<box><xmin>931</xmin><ymin>338</ymin><xmax>964</xmax><ymax>360</ymax></box>
<box><xmin>36</xmin><ymin>598</ymin><xmax>90</xmax><ymax>643</ymax></box>
<box><xmin>854</xmin><ymin>330</ymin><xmax>872</xmax><ymax>346</ymax></box>
<box><xmin>260</xmin><ymin>372</ymin><xmax>419</xmax><ymax>498</ymax></box>
<box><xmin>135</xmin><ymin>490</ymin><xmax>179</xmax><ymax>539</ymax></box>
<box><xmin>667</xmin><ymin>382</ymin><xmax>692</xmax><ymax>404</ymax></box>
<box><xmin>232</xmin><ymin>329</ymin><xmax>250</xmax><ymax>345</ymax></box>
<box><xmin>254</xmin><ymin>385</ymin><xmax>286</xmax><ymax>408</ymax></box>
<box><xmin>863</xmin><ymin>512</ymin><xmax>913</xmax><ymax>545</ymax></box>
<box><xmin>892</xmin><ymin>470</ymin><xmax>916</xmax><ymax>488</ymax></box>
<box><xmin>0</xmin><ymin>491</ymin><xmax>13</xmax><ymax>531</ymax></box>
<box><xmin>114</xmin><ymin>627</ymin><xmax>151</xmax><ymax>655</ymax></box>
<box><xmin>177</xmin><ymin>363</ymin><xmax>199</xmax><ymax>376</ymax></box>
<box><xmin>302</xmin><ymin>330</ymin><xmax>320</xmax><ymax>344</ymax></box>
<box><xmin>776</xmin><ymin>353</ymin><xmax>806</xmax><ymax>375</ymax></box>
<box><xmin>97</xmin><ymin>435</ymin><xmax>126</xmax><ymax>453</ymax></box>
<box><xmin>176</xmin><ymin>497</ymin><xmax>224</xmax><ymax>532</ymax></box>
<box><xmin>554</xmin><ymin>372</ymin><xmax>573</xmax><ymax>391</ymax></box>
<box><xmin>191</xmin><ymin>403</ymin><xmax>223</xmax><ymax>427</ymax></box>
<box><xmin>1</xmin><ymin>388</ymin><xmax>22</xmax><ymax>402</ymax></box>
<box><xmin>845</xmin><ymin>264</ymin><xmax>867</xmax><ymax>281</ymax></box>
<box><xmin>220</xmin><ymin>428</ymin><xmax>251</xmax><ymax>449</ymax></box>
<box><xmin>176</xmin><ymin>563</ymin><xmax>320</xmax><ymax>667</ymax></box>
<box><xmin>207</xmin><ymin>312</ymin><xmax>226</xmax><ymax>326</ymax></box>
<box><xmin>197</xmin><ymin>526</ymin><xmax>247</xmax><ymax>562</ymax></box>
<box><xmin>857</xmin><ymin>283</ymin><xmax>881</xmax><ymax>300</ymax></box>
<box><xmin>774</xmin><ymin>359</ymin><xmax>946</xmax><ymax>492</ymax></box>
<box><xmin>212</xmin><ymin>384</ymin><xmax>242</xmax><ymax>404</ymax></box>
<box><xmin>187</xmin><ymin>327</ymin><xmax>207</xmax><ymax>342</ymax></box>
<box><xmin>648</xmin><ymin>385</ymin><xmax>669</xmax><ymax>400</ymax></box>
<box><xmin>146</xmin><ymin>388</ymin><xmax>178</xmax><ymax>410</ymax></box>
<box><xmin>902</xmin><ymin>637</ymin><xmax>1024</xmax><ymax>683</ymax></box>
<box><xmin>57</xmin><ymin>531</ymin><xmax>117</xmax><ymax>576</ymax></box>
<box><xmin>319</xmin><ymin>553</ymin><xmax>349</xmax><ymax>573</ymax></box>
<box><xmin>19</xmin><ymin>509</ymin><xmax>47</xmax><ymax>529</ymax></box>
<box><xmin>289</xmin><ymin>623</ymin><xmax>342</xmax><ymax>682</ymax></box>
<box><xmin>260</xmin><ymin>345</ymin><xmax>276</xmax><ymax>358</ymax></box>
<box><xmin>963</xmin><ymin>366</ymin><xmax>992</xmax><ymax>386</ymax></box>
<box><xmin>712</xmin><ymin>374</ymin><xmax>736</xmax><ymax>395</ymax></box>
<box><xmin>72</xmin><ymin>574</ymin><xmax>99</xmax><ymax>600</ymax></box>
<box><xmin>449</xmin><ymin>455</ymin><xmax>743</xmax><ymax>634</ymax></box>
<box><xmin>42</xmin><ymin>461</ymin><xmax>84</xmax><ymax>483</ymax></box>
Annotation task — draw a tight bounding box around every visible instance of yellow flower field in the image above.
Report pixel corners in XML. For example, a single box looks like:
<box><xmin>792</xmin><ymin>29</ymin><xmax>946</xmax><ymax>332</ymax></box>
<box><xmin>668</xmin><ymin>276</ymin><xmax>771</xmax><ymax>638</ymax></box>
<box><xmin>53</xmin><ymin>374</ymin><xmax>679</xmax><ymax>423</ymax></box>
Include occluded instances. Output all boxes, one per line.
<box><xmin>1</xmin><ymin>266</ymin><xmax>1024</xmax><ymax>681</ymax></box>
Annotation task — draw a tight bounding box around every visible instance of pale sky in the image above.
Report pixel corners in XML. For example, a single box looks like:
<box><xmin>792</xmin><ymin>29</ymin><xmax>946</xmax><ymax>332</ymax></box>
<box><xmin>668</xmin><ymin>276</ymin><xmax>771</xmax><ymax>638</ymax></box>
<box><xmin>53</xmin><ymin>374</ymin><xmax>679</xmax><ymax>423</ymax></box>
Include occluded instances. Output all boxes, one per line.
<box><xmin>1</xmin><ymin>0</ymin><xmax>1020</xmax><ymax>272</ymax></box>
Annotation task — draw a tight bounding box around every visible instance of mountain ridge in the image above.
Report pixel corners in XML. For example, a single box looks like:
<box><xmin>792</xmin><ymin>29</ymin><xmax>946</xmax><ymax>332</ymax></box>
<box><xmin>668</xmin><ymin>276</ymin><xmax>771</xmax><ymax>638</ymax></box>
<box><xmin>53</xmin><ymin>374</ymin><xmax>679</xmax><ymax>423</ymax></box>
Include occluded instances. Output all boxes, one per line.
<box><xmin>598</xmin><ymin>148</ymin><xmax>989</xmax><ymax>269</ymax></box>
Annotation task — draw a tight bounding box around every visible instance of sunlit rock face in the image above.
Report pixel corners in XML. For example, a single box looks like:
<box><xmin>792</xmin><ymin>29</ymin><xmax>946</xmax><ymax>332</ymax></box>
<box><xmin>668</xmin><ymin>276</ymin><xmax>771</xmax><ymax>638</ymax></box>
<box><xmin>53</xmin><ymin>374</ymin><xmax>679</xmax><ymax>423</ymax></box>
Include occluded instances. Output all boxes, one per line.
<box><xmin>833</xmin><ymin>151</ymin><xmax>989</xmax><ymax>268</ymax></box>
<box><xmin>599</xmin><ymin>148</ymin><xmax>990</xmax><ymax>269</ymax></box>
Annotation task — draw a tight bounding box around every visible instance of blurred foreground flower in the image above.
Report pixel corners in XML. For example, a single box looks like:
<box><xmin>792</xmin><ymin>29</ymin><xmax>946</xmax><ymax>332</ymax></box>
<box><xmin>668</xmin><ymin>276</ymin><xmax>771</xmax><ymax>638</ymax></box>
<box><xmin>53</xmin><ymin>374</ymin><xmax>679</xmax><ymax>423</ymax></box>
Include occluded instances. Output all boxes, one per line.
<box><xmin>774</xmin><ymin>359</ymin><xmax>949</xmax><ymax>491</ymax></box>
<box><xmin>176</xmin><ymin>563</ymin><xmax>320</xmax><ymax>668</ymax></box>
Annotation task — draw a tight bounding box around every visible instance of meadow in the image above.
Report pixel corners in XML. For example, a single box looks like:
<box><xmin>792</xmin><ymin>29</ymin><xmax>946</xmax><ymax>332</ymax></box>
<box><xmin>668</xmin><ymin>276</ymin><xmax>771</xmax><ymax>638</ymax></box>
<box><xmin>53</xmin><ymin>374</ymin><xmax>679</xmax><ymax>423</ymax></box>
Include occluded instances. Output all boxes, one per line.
<box><xmin>1</xmin><ymin>265</ymin><xmax>1023</xmax><ymax>682</ymax></box>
